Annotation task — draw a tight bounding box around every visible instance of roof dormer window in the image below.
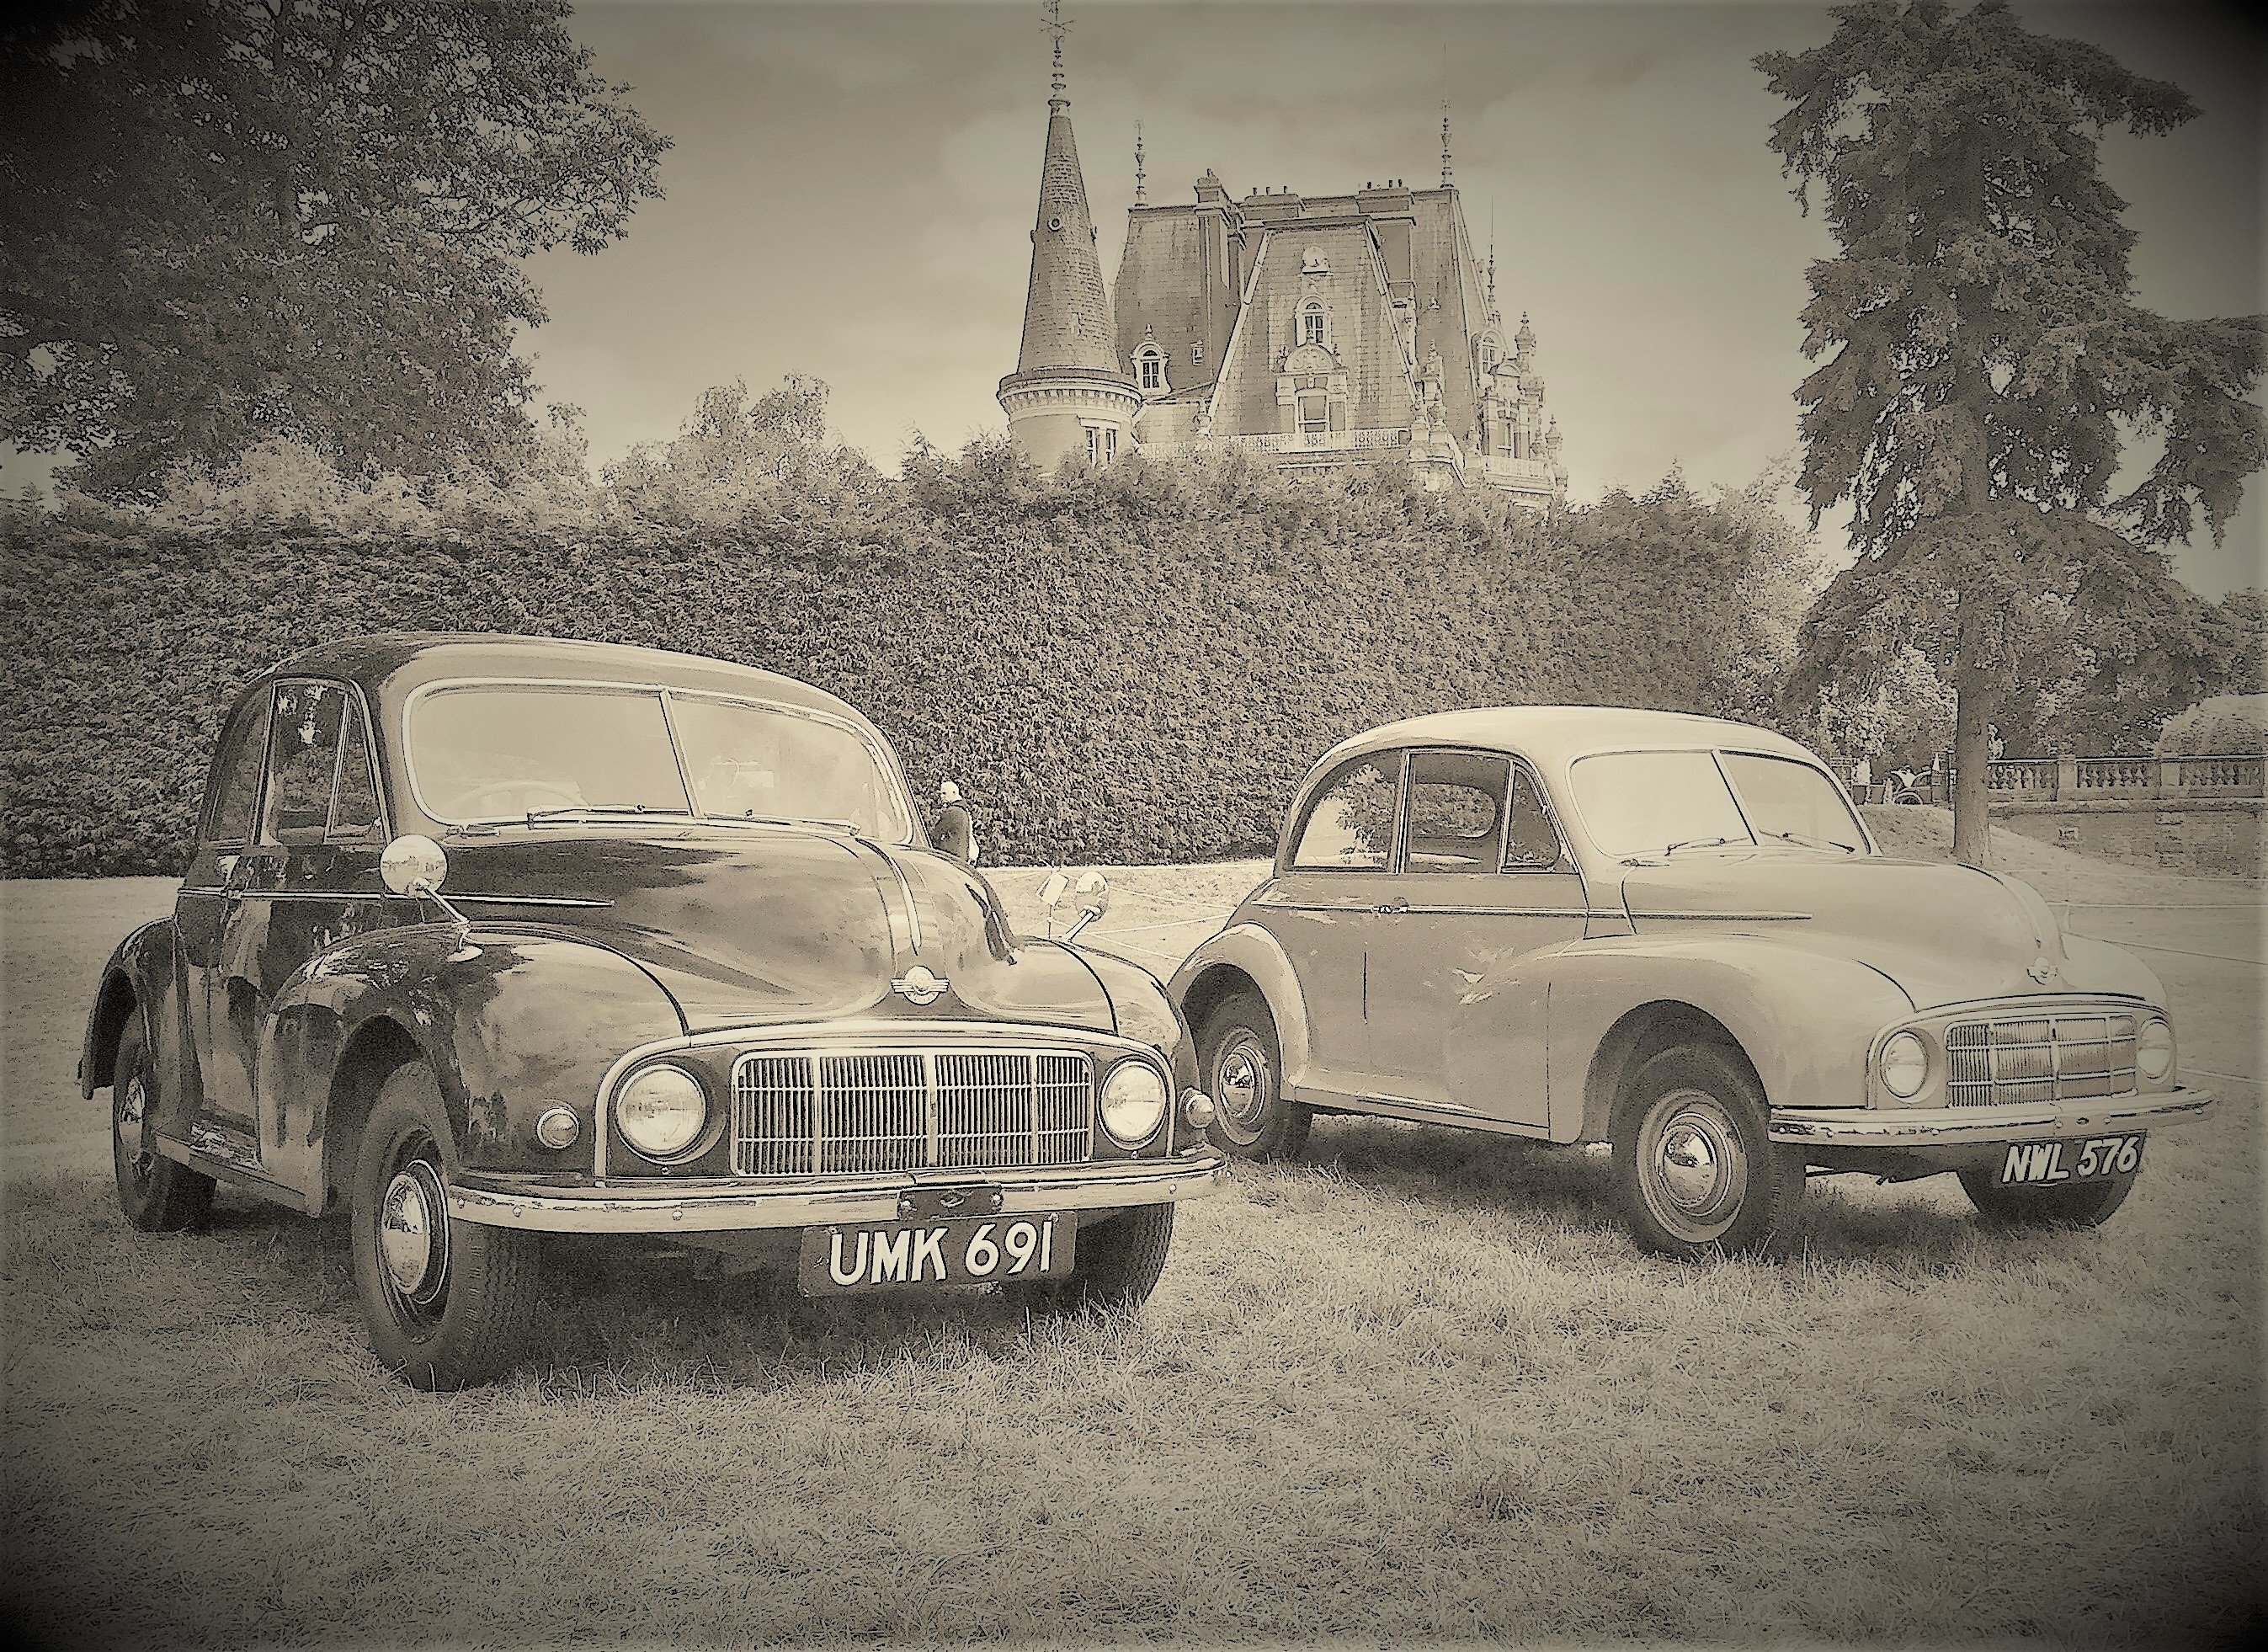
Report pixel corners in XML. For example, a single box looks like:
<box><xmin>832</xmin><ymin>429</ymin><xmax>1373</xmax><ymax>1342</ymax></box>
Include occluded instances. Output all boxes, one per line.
<box><xmin>1300</xmin><ymin>302</ymin><xmax>1325</xmax><ymax>348</ymax></box>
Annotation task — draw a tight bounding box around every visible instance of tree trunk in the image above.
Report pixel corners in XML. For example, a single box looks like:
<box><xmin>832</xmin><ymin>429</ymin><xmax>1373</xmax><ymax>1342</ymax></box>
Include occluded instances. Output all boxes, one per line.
<box><xmin>1950</xmin><ymin>602</ymin><xmax>1996</xmax><ymax>867</ymax></box>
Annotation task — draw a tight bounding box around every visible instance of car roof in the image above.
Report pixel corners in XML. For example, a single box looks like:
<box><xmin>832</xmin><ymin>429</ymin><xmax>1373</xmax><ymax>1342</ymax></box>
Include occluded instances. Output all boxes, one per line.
<box><xmin>1310</xmin><ymin>705</ymin><xmax>1825</xmax><ymax>776</ymax></box>
<box><xmin>258</xmin><ymin>632</ymin><xmax>868</xmax><ymax>724</ymax></box>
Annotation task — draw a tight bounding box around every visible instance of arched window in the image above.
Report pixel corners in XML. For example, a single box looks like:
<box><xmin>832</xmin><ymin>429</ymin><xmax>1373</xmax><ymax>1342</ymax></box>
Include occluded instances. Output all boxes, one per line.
<box><xmin>1300</xmin><ymin>302</ymin><xmax>1325</xmax><ymax>348</ymax></box>
<box><xmin>1137</xmin><ymin>346</ymin><xmax>1163</xmax><ymax>392</ymax></box>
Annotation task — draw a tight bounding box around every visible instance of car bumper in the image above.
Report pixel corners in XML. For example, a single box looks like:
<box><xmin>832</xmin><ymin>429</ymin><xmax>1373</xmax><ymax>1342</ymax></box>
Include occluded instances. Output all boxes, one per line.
<box><xmin>446</xmin><ymin>1153</ymin><xmax>1226</xmax><ymax>1234</ymax></box>
<box><xmin>1770</xmin><ymin>1085</ymin><xmax>2215</xmax><ymax>1148</ymax></box>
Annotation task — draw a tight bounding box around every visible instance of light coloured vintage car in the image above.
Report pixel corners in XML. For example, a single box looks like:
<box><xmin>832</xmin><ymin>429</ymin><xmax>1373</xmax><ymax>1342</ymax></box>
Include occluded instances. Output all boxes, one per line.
<box><xmin>1169</xmin><ymin>707</ymin><xmax>2216</xmax><ymax>1258</ymax></box>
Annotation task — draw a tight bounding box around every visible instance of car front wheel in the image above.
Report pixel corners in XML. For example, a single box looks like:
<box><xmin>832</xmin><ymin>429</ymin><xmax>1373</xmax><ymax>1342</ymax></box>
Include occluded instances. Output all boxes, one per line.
<box><xmin>1957</xmin><ymin>1166</ymin><xmax>2134</xmax><ymax>1228</ymax></box>
<box><xmin>1611</xmin><ymin>1043</ymin><xmax>1804</xmax><ymax>1259</ymax></box>
<box><xmin>1199</xmin><ymin>991</ymin><xmax>1310</xmax><ymax>1161</ymax></box>
<box><xmin>110</xmin><ymin>1014</ymin><xmax>215</xmax><ymax>1233</ymax></box>
<box><xmin>349</xmin><ymin>1064</ymin><xmax>541</xmax><ymax>1390</ymax></box>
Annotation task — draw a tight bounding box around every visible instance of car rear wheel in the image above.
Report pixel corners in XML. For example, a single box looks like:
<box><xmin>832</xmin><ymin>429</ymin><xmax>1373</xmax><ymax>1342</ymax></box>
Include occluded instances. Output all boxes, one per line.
<box><xmin>1957</xmin><ymin>1166</ymin><xmax>2135</xmax><ymax>1228</ymax></box>
<box><xmin>110</xmin><ymin>1015</ymin><xmax>215</xmax><ymax>1233</ymax></box>
<box><xmin>1012</xmin><ymin>1203</ymin><xmax>1176</xmax><ymax>1317</ymax></box>
<box><xmin>1199</xmin><ymin>991</ymin><xmax>1310</xmax><ymax>1160</ymax></box>
<box><xmin>1611</xmin><ymin>1043</ymin><xmax>1804</xmax><ymax>1259</ymax></box>
<box><xmin>349</xmin><ymin>1063</ymin><xmax>541</xmax><ymax>1390</ymax></box>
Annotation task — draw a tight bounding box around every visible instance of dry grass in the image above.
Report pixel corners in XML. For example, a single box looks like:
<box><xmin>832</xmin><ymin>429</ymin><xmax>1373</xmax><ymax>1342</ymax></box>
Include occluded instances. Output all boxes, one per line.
<box><xmin>3</xmin><ymin>825</ymin><xmax>2260</xmax><ymax>1647</ymax></box>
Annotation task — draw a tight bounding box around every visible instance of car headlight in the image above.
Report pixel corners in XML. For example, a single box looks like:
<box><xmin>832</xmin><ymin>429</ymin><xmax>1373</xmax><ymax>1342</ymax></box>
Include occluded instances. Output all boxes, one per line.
<box><xmin>1880</xmin><ymin>1031</ymin><xmax>1928</xmax><ymax>1100</ymax></box>
<box><xmin>2137</xmin><ymin>1017</ymin><xmax>2175</xmax><ymax>1084</ymax></box>
<box><xmin>616</xmin><ymin>1064</ymin><xmax>708</xmax><ymax>1159</ymax></box>
<box><xmin>1099</xmin><ymin>1058</ymin><xmax>1169</xmax><ymax>1147</ymax></box>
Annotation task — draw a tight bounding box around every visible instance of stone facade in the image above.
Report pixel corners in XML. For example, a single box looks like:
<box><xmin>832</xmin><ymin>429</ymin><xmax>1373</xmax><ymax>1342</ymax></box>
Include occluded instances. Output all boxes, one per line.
<box><xmin>999</xmin><ymin>62</ymin><xmax>1568</xmax><ymax>503</ymax></box>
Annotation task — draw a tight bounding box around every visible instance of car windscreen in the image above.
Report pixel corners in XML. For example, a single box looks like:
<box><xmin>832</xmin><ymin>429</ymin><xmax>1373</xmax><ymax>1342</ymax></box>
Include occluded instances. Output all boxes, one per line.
<box><xmin>1721</xmin><ymin>752</ymin><xmax>1867</xmax><ymax>853</ymax></box>
<box><xmin>670</xmin><ymin>694</ymin><xmax>912</xmax><ymax>841</ymax></box>
<box><xmin>412</xmin><ymin>687</ymin><xmax>693</xmax><ymax>823</ymax></box>
<box><xmin>1570</xmin><ymin>750</ymin><xmax>1754</xmax><ymax>858</ymax></box>
<box><xmin>1572</xmin><ymin>749</ymin><xmax>1867</xmax><ymax>859</ymax></box>
<box><xmin>410</xmin><ymin>685</ymin><xmax>913</xmax><ymax>841</ymax></box>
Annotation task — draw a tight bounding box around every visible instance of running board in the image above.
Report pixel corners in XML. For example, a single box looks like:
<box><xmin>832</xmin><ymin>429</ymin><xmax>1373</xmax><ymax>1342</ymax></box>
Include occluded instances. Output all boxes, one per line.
<box><xmin>151</xmin><ymin>1134</ymin><xmax>317</xmax><ymax>1213</ymax></box>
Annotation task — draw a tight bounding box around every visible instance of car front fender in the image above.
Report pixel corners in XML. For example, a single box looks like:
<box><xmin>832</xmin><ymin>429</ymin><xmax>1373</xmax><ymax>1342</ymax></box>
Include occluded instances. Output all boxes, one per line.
<box><xmin>1528</xmin><ymin>934</ymin><xmax>1915</xmax><ymax>1143</ymax></box>
<box><xmin>259</xmin><ymin>922</ymin><xmax>688</xmax><ymax>1207</ymax></box>
<box><xmin>80</xmin><ymin>919</ymin><xmax>185</xmax><ymax>1111</ymax></box>
<box><xmin>1167</xmin><ymin>923</ymin><xmax>1318</xmax><ymax>1093</ymax></box>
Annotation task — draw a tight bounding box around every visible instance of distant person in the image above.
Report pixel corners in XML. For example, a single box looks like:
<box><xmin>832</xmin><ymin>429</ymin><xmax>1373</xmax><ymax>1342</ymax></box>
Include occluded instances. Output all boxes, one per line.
<box><xmin>1851</xmin><ymin>754</ymin><xmax>1872</xmax><ymax>801</ymax></box>
<box><xmin>1988</xmin><ymin>726</ymin><xmax>2004</xmax><ymax>761</ymax></box>
<box><xmin>931</xmin><ymin>781</ymin><xmax>977</xmax><ymax>864</ymax></box>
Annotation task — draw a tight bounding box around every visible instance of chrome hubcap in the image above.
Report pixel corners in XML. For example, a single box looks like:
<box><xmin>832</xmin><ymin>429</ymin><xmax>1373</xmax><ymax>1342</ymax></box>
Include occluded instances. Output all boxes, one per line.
<box><xmin>1214</xmin><ymin>1036</ymin><xmax>1271</xmax><ymax>1145</ymax></box>
<box><xmin>115</xmin><ymin>1074</ymin><xmax>152</xmax><ymax>1183</ymax></box>
<box><xmin>1643</xmin><ymin>1090</ymin><xmax>1748</xmax><ymax>1241</ymax></box>
<box><xmin>379</xmin><ymin>1163</ymin><xmax>447</xmax><ymax>1298</ymax></box>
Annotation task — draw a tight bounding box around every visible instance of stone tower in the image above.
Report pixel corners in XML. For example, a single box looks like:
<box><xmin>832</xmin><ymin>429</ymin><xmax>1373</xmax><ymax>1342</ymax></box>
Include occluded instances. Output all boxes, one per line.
<box><xmin>998</xmin><ymin>4</ymin><xmax>1137</xmax><ymax>472</ymax></box>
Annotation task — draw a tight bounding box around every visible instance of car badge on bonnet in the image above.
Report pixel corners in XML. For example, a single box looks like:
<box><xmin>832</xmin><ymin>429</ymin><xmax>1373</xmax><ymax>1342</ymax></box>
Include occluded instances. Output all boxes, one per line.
<box><xmin>2027</xmin><ymin>955</ymin><xmax>2058</xmax><ymax>985</ymax></box>
<box><xmin>892</xmin><ymin>965</ymin><xmax>950</xmax><ymax>1005</ymax></box>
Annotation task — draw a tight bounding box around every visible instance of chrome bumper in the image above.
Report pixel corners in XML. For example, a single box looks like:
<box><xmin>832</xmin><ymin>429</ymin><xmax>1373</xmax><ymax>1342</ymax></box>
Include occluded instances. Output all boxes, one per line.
<box><xmin>447</xmin><ymin>1154</ymin><xmax>1226</xmax><ymax>1234</ymax></box>
<box><xmin>1770</xmin><ymin>1086</ymin><xmax>2215</xmax><ymax>1148</ymax></box>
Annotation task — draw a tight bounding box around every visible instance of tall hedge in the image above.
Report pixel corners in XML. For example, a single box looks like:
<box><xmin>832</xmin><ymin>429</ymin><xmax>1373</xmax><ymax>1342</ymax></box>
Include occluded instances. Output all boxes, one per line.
<box><xmin>2</xmin><ymin>458</ymin><xmax>1770</xmax><ymax>876</ymax></box>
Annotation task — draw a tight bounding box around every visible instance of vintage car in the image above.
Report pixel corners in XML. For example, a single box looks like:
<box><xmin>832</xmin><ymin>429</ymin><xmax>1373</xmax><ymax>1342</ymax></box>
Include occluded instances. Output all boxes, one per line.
<box><xmin>1169</xmin><ymin>707</ymin><xmax>2215</xmax><ymax>1259</ymax></box>
<box><xmin>84</xmin><ymin>635</ymin><xmax>1222</xmax><ymax>1388</ymax></box>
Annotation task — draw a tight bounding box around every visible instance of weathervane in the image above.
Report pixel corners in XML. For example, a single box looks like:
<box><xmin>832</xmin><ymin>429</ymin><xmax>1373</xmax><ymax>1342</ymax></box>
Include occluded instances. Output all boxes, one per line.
<box><xmin>1440</xmin><ymin>98</ymin><xmax>1454</xmax><ymax>188</ymax></box>
<box><xmin>1044</xmin><ymin>0</ymin><xmax>1070</xmax><ymax>107</ymax></box>
<box><xmin>1135</xmin><ymin>119</ymin><xmax>1147</xmax><ymax>205</ymax></box>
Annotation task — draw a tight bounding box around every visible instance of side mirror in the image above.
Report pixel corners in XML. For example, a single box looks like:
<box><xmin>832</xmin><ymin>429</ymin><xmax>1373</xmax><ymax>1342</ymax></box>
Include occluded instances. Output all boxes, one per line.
<box><xmin>381</xmin><ymin>835</ymin><xmax>476</xmax><ymax>959</ymax></box>
<box><xmin>381</xmin><ymin>834</ymin><xmax>449</xmax><ymax>896</ymax></box>
<box><xmin>1062</xmin><ymin>870</ymin><xmax>1110</xmax><ymax>942</ymax></box>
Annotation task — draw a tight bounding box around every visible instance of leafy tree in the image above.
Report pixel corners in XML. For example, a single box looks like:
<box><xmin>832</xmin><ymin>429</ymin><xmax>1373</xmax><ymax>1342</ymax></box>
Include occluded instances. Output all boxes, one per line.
<box><xmin>1</xmin><ymin>0</ymin><xmax>667</xmax><ymax>499</ymax></box>
<box><xmin>1760</xmin><ymin>0</ymin><xmax>2264</xmax><ymax>863</ymax></box>
<box><xmin>601</xmin><ymin>376</ymin><xmax>885</xmax><ymax>527</ymax></box>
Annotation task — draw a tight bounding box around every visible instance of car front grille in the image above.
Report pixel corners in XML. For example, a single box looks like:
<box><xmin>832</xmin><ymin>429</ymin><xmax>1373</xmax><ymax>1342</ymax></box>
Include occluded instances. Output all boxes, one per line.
<box><xmin>1944</xmin><ymin>1012</ymin><xmax>2138</xmax><ymax>1108</ymax></box>
<box><xmin>730</xmin><ymin>1049</ymin><xmax>1093</xmax><ymax>1175</ymax></box>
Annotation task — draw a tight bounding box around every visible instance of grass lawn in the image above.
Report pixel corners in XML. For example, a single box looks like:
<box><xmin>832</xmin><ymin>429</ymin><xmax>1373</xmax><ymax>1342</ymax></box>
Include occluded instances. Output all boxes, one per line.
<box><xmin>3</xmin><ymin>811</ymin><xmax>2260</xmax><ymax>1645</ymax></box>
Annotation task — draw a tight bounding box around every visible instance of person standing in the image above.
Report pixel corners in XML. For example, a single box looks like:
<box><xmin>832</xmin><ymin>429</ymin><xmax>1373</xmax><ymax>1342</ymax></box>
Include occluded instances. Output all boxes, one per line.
<box><xmin>931</xmin><ymin>781</ymin><xmax>977</xmax><ymax>864</ymax></box>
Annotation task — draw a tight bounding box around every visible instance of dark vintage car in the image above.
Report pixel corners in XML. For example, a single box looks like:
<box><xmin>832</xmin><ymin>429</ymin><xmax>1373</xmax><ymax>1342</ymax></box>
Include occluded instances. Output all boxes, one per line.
<box><xmin>84</xmin><ymin>635</ymin><xmax>1222</xmax><ymax>1387</ymax></box>
<box><xmin>1170</xmin><ymin>708</ymin><xmax>2216</xmax><ymax>1258</ymax></box>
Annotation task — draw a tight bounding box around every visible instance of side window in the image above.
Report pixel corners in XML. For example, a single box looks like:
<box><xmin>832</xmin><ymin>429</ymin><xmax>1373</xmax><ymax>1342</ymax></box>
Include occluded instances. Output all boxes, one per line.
<box><xmin>204</xmin><ymin>691</ymin><xmax>273</xmax><ymax>846</ymax></box>
<box><xmin>1503</xmin><ymin>768</ymin><xmax>1568</xmax><ymax>871</ymax></box>
<box><xmin>1288</xmin><ymin>755</ymin><xmax>1400</xmax><ymax>871</ymax></box>
<box><xmin>328</xmin><ymin>697</ymin><xmax>383</xmax><ymax>840</ymax></box>
<box><xmin>261</xmin><ymin>682</ymin><xmax>348</xmax><ymax>846</ymax></box>
<box><xmin>1404</xmin><ymin>750</ymin><xmax>1509</xmax><ymax>874</ymax></box>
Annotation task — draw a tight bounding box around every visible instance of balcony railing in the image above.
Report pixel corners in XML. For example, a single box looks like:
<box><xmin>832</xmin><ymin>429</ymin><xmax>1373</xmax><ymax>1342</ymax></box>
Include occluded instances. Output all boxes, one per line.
<box><xmin>1940</xmin><ymin>754</ymin><xmax>2266</xmax><ymax>802</ymax></box>
<box><xmin>1227</xmin><ymin>428</ymin><xmax>1412</xmax><ymax>454</ymax></box>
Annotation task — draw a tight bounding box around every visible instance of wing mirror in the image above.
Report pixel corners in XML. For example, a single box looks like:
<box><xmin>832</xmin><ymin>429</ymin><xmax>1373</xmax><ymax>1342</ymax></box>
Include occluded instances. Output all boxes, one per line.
<box><xmin>381</xmin><ymin>834</ymin><xmax>477</xmax><ymax>958</ymax></box>
<box><xmin>1040</xmin><ymin>868</ymin><xmax>1110</xmax><ymax>942</ymax></box>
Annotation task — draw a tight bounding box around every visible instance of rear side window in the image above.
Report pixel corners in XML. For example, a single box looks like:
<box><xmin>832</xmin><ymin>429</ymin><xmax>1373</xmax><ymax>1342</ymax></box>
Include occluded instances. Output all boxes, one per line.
<box><xmin>1404</xmin><ymin>750</ymin><xmax>1508</xmax><ymax>873</ymax></box>
<box><xmin>1288</xmin><ymin>754</ymin><xmax>1400</xmax><ymax>870</ymax></box>
<box><xmin>204</xmin><ymin>691</ymin><xmax>273</xmax><ymax>845</ymax></box>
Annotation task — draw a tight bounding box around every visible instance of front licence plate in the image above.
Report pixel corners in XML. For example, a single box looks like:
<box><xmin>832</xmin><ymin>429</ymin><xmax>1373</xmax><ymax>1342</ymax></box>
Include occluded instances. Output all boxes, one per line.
<box><xmin>1993</xmin><ymin>1133</ymin><xmax>2145</xmax><ymax>1187</ymax></box>
<box><xmin>797</xmin><ymin>1212</ymin><xmax>1073</xmax><ymax>1295</ymax></box>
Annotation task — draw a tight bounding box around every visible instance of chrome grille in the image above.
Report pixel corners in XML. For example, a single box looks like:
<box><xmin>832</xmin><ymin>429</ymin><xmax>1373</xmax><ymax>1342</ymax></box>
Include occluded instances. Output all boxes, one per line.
<box><xmin>1945</xmin><ymin>1013</ymin><xmax>2137</xmax><ymax>1108</ymax></box>
<box><xmin>731</xmin><ymin>1049</ymin><xmax>1094</xmax><ymax>1175</ymax></box>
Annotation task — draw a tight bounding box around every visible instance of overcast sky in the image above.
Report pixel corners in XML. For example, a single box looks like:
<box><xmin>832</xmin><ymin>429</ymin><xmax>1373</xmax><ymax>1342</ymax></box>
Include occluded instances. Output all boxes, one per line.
<box><xmin>10</xmin><ymin>0</ymin><xmax>2257</xmax><ymax>594</ymax></box>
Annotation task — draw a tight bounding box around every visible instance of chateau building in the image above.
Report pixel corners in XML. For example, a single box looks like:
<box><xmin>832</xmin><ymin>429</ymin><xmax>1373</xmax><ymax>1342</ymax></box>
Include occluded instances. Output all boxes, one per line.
<box><xmin>999</xmin><ymin>17</ymin><xmax>1568</xmax><ymax>505</ymax></box>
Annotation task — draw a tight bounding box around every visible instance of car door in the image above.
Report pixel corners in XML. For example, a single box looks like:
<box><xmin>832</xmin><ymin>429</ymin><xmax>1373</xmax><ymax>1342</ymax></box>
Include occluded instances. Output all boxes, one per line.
<box><xmin>1253</xmin><ymin>749</ymin><xmax>1405</xmax><ymax>1091</ymax></box>
<box><xmin>178</xmin><ymin>688</ymin><xmax>274</xmax><ymax>1150</ymax></box>
<box><xmin>252</xmin><ymin>682</ymin><xmax>391</xmax><ymax>1181</ymax></box>
<box><xmin>1368</xmin><ymin>749</ymin><xmax>1586</xmax><ymax>1127</ymax></box>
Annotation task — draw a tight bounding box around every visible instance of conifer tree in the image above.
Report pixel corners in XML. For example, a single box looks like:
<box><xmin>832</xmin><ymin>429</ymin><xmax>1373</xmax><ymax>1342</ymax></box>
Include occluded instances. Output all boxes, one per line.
<box><xmin>1759</xmin><ymin>0</ymin><xmax>2263</xmax><ymax>863</ymax></box>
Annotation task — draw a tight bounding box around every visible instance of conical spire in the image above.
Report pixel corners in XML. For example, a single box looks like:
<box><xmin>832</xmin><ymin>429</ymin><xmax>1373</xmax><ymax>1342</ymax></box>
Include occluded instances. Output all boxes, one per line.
<box><xmin>1010</xmin><ymin>6</ymin><xmax>1122</xmax><ymax>378</ymax></box>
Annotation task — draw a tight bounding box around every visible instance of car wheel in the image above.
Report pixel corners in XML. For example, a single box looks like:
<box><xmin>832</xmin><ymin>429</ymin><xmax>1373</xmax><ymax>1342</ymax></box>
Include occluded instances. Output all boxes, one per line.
<box><xmin>349</xmin><ymin>1063</ymin><xmax>541</xmax><ymax>1390</ymax></box>
<box><xmin>1611</xmin><ymin>1043</ymin><xmax>1803</xmax><ymax>1259</ymax></box>
<box><xmin>1957</xmin><ymin>1166</ymin><xmax>2135</xmax><ymax>1228</ymax></box>
<box><xmin>1200</xmin><ymin>990</ymin><xmax>1310</xmax><ymax>1161</ymax></box>
<box><xmin>1012</xmin><ymin>1203</ymin><xmax>1176</xmax><ymax>1317</ymax></box>
<box><xmin>109</xmin><ymin>1014</ymin><xmax>215</xmax><ymax>1233</ymax></box>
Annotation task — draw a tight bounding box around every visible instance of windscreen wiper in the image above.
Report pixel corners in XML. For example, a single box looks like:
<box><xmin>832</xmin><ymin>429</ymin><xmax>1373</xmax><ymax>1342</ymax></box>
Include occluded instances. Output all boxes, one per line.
<box><xmin>1762</xmin><ymin>829</ymin><xmax>1859</xmax><ymax>853</ymax></box>
<box><xmin>520</xmin><ymin>804</ymin><xmax>691</xmax><ymax>823</ymax></box>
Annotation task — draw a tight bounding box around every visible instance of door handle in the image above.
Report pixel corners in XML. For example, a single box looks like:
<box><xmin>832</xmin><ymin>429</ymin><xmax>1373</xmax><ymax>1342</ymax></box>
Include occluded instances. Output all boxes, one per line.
<box><xmin>1371</xmin><ymin>900</ymin><xmax>1409</xmax><ymax>915</ymax></box>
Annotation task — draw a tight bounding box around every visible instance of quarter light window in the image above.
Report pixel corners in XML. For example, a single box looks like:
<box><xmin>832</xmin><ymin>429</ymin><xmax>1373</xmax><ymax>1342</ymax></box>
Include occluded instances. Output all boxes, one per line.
<box><xmin>205</xmin><ymin>691</ymin><xmax>272</xmax><ymax>845</ymax></box>
<box><xmin>329</xmin><ymin>699</ymin><xmax>383</xmax><ymax>839</ymax></box>
<box><xmin>1503</xmin><ymin>770</ymin><xmax>1565</xmax><ymax>871</ymax></box>
<box><xmin>1404</xmin><ymin>750</ymin><xmax>1508</xmax><ymax>874</ymax></box>
<box><xmin>1289</xmin><ymin>756</ymin><xmax>1399</xmax><ymax>870</ymax></box>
